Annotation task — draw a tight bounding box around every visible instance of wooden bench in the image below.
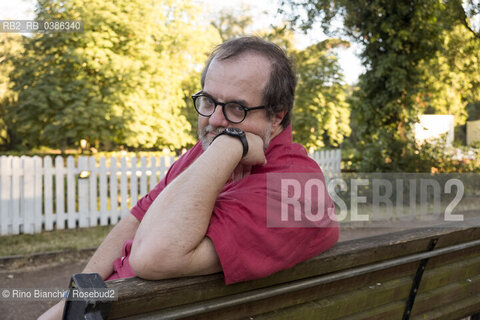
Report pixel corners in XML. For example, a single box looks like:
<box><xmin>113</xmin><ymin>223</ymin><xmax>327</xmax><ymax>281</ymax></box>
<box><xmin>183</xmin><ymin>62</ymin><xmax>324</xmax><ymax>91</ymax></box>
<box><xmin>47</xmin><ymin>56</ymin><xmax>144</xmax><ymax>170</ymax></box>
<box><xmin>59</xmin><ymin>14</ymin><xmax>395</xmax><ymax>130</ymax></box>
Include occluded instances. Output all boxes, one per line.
<box><xmin>64</xmin><ymin>216</ymin><xmax>480</xmax><ymax>319</ymax></box>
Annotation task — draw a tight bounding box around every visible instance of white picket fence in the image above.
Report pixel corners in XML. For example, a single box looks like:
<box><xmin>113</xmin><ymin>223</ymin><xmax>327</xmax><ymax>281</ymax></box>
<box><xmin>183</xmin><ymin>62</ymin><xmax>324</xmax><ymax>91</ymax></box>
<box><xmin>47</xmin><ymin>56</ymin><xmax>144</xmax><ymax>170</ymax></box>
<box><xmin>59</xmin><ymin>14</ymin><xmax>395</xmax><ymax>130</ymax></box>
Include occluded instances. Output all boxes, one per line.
<box><xmin>0</xmin><ymin>150</ymin><xmax>341</xmax><ymax>235</ymax></box>
<box><xmin>310</xmin><ymin>149</ymin><xmax>341</xmax><ymax>184</ymax></box>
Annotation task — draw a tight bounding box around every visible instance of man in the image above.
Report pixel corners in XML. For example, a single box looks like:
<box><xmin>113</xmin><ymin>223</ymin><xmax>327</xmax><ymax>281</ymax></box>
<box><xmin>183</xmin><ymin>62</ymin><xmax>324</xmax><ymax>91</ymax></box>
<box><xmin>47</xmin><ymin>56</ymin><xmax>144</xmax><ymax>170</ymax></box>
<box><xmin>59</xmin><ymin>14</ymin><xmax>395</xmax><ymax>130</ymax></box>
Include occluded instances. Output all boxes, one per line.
<box><xmin>40</xmin><ymin>36</ymin><xmax>338</xmax><ymax>319</ymax></box>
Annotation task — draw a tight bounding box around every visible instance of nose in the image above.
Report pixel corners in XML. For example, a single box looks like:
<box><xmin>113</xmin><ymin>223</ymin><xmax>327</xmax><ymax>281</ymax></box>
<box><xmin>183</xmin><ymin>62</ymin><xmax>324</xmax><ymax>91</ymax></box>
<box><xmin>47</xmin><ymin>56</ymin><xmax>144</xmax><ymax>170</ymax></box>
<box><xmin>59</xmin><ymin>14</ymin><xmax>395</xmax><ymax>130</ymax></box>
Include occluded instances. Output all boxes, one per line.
<box><xmin>208</xmin><ymin>104</ymin><xmax>229</xmax><ymax>128</ymax></box>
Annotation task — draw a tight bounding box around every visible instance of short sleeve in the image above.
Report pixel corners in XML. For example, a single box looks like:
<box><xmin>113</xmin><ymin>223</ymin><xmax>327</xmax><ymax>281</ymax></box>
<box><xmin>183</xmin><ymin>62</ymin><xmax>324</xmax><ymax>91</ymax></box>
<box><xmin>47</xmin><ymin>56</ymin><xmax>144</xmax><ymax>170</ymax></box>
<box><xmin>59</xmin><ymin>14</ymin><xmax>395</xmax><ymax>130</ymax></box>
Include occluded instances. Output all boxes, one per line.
<box><xmin>130</xmin><ymin>143</ymin><xmax>204</xmax><ymax>221</ymax></box>
<box><xmin>206</xmin><ymin>174</ymin><xmax>339</xmax><ymax>285</ymax></box>
<box><xmin>130</xmin><ymin>176</ymin><xmax>168</xmax><ymax>221</ymax></box>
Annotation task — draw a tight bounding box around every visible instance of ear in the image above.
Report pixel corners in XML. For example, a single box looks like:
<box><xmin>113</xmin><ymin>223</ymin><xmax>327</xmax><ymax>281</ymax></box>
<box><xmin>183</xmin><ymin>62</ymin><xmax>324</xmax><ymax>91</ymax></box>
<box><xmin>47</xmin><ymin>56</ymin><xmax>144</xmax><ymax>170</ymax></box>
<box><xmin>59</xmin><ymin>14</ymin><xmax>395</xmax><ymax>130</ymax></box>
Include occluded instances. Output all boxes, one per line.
<box><xmin>271</xmin><ymin>110</ymin><xmax>287</xmax><ymax>129</ymax></box>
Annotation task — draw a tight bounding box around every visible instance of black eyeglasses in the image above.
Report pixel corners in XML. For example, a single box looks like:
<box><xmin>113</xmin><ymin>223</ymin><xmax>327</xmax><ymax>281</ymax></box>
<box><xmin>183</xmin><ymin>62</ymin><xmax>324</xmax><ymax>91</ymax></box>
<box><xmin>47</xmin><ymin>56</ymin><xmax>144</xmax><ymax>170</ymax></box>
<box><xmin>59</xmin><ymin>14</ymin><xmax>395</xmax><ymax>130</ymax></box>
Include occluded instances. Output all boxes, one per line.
<box><xmin>192</xmin><ymin>91</ymin><xmax>266</xmax><ymax>124</ymax></box>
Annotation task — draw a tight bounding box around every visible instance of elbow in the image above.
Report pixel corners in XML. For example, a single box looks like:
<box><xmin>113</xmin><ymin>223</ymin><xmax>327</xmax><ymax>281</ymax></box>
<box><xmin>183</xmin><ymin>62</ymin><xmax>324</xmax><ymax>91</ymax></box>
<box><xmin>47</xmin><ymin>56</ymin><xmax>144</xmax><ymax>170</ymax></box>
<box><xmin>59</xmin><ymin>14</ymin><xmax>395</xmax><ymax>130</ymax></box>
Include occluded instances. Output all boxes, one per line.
<box><xmin>129</xmin><ymin>249</ymin><xmax>157</xmax><ymax>280</ymax></box>
<box><xmin>129</xmin><ymin>241</ymin><xmax>187</xmax><ymax>280</ymax></box>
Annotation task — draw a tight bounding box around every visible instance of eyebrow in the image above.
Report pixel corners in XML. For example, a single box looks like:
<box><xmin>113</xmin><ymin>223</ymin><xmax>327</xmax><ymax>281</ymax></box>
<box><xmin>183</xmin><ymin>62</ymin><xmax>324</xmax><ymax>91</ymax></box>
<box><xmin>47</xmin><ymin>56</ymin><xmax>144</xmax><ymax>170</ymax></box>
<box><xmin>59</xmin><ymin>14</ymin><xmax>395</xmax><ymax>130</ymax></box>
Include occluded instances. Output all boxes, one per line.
<box><xmin>201</xmin><ymin>90</ymin><xmax>250</xmax><ymax>107</ymax></box>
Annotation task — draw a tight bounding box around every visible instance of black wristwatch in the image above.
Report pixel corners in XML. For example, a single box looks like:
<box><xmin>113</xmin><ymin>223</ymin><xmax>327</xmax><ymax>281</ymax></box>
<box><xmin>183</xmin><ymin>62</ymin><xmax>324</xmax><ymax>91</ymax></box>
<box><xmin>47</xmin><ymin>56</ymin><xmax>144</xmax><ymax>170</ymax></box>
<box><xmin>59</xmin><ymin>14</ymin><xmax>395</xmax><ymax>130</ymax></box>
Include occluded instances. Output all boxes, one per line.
<box><xmin>211</xmin><ymin>127</ymin><xmax>249</xmax><ymax>157</ymax></box>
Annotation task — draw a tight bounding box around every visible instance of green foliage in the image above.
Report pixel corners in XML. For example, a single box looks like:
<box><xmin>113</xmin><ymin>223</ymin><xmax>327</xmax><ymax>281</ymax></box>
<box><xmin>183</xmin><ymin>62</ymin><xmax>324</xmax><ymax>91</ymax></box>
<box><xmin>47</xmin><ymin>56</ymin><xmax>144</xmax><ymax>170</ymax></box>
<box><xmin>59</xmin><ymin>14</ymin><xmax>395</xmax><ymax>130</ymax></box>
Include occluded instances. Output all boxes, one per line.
<box><xmin>348</xmin><ymin>0</ymin><xmax>448</xmax><ymax>171</ymax></box>
<box><xmin>210</xmin><ymin>9</ymin><xmax>351</xmax><ymax>149</ymax></box>
<box><xmin>0</xmin><ymin>34</ymin><xmax>23</xmax><ymax>150</ymax></box>
<box><xmin>403</xmin><ymin>140</ymin><xmax>480</xmax><ymax>173</ymax></box>
<box><xmin>210</xmin><ymin>5</ymin><xmax>255</xmax><ymax>41</ymax></box>
<box><xmin>180</xmin><ymin>71</ymin><xmax>202</xmax><ymax>147</ymax></box>
<box><xmin>262</xmin><ymin>30</ymin><xmax>352</xmax><ymax>148</ymax></box>
<box><xmin>419</xmin><ymin>25</ymin><xmax>480</xmax><ymax>125</ymax></box>
<box><xmin>284</xmin><ymin>0</ymin><xmax>480</xmax><ymax>171</ymax></box>
<box><xmin>292</xmin><ymin>39</ymin><xmax>351</xmax><ymax>149</ymax></box>
<box><xmin>4</xmin><ymin>2</ymin><xmax>351</xmax><ymax>153</ymax></box>
<box><xmin>343</xmin><ymin>138</ymin><xmax>480</xmax><ymax>173</ymax></box>
<box><xmin>7</xmin><ymin>0</ymin><xmax>220</xmax><ymax>152</ymax></box>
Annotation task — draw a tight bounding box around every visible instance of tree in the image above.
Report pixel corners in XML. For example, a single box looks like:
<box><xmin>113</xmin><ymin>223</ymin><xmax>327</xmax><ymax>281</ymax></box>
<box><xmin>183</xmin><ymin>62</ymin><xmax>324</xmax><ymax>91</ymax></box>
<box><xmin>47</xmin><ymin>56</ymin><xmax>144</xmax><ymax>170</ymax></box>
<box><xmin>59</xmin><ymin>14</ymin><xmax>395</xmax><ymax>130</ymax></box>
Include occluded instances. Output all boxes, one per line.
<box><xmin>0</xmin><ymin>34</ymin><xmax>23</xmax><ymax>150</ymax></box>
<box><xmin>208</xmin><ymin>9</ymin><xmax>351</xmax><ymax>149</ymax></box>
<box><xmin>283</xmin><ymin>0</ymin><xmax>480</xmax><ymax>171</ymax></box>
<box><xmin>292</xmin><ymin>39</ymin><xmax>351</xmax><ymax>149</ymax></box>
<box><xmin>9</xmin><ymin>0</ymin><xmax>220</xmax><ymax>152</ymax></box>
<box><xmin>179</xmin><ymin>71</ymin><xmax>202</xmax><ymax>148</ymax></box>
<box><xmin>210</xmin><ymin>5</ymin><xmax>255</xmax><ymax>41</ymax></box>
<box><xmin>419</xmin><ymin>25</ymin><xmax>480</xmax><ymax>125</ymax></box>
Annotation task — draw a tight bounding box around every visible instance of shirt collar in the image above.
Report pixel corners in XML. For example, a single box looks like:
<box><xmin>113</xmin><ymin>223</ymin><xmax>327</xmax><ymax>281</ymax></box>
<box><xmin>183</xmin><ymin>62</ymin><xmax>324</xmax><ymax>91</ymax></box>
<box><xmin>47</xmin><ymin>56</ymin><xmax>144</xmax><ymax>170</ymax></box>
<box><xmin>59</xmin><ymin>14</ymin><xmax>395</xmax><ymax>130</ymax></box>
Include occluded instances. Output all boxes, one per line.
<box><xmin>265</xmin><ymin>124</ymin><xmax>292</xmax><ymax>156</ymax></box>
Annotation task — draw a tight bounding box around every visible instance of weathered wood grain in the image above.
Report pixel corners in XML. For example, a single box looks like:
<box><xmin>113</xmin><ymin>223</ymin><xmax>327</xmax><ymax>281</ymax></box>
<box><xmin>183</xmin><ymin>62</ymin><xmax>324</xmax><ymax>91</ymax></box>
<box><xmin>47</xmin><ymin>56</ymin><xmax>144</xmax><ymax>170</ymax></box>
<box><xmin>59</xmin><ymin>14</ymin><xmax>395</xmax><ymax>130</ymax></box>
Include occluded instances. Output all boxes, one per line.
<box><xmin>104</xmin><ymin>216</ymin><xmax>480</xmax><ymax>319</ymax></box>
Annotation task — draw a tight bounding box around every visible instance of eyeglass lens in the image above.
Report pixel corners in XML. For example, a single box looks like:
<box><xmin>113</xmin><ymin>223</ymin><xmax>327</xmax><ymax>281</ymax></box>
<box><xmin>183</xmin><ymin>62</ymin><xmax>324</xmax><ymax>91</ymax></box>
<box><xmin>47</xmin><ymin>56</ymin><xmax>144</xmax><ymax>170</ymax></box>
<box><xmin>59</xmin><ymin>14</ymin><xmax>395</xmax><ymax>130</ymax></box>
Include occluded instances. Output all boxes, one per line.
<box><xmin>195</xmin><ymin>96</ymin><xmax>245</xmax><ymax>123</ymax></box>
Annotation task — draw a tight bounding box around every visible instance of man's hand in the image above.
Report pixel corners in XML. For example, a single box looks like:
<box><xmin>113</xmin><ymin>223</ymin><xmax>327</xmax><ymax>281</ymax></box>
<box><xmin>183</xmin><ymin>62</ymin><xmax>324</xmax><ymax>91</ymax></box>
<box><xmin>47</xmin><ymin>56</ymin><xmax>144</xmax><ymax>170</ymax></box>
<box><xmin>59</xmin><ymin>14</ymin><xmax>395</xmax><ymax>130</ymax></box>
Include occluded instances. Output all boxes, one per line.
<box><xmin>38</xmin><ymin>214</ymin><xmax>139</xmax><ymax>319</ymax></box>
<box><xmin>38</xmin><ymin>300</ymin><xmax>64</xmax><ymax>320</ymax></box>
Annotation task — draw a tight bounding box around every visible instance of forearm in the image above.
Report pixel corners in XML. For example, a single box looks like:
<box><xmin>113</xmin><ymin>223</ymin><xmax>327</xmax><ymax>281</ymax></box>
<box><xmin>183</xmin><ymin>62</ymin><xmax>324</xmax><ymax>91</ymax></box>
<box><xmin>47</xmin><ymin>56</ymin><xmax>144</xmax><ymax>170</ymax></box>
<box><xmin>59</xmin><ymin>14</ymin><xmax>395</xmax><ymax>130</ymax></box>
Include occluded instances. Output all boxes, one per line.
<box><xmin>82</xmin><ymin>213</ymin><xmax>139</xmax><ymax>279</ymax></box>
<box><xmin>130</xmin><ymin>137</ymin><xmax>243</xmax><ymax>277</ymax></box>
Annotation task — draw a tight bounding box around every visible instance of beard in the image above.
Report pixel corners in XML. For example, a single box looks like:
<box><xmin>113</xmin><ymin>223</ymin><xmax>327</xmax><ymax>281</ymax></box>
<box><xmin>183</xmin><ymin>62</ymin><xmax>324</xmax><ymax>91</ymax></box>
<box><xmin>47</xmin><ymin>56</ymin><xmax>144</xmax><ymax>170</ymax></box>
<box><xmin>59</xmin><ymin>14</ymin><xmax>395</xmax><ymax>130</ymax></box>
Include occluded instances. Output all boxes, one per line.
<box><xmin>198</xmin><ymin>122</ymin><xmax>273</xmax><ymax>152</ymax></box>
<box><xmin>198</xmin><ymin>124</ymin><xmax>225</xmax><ymax>151</ymax></box>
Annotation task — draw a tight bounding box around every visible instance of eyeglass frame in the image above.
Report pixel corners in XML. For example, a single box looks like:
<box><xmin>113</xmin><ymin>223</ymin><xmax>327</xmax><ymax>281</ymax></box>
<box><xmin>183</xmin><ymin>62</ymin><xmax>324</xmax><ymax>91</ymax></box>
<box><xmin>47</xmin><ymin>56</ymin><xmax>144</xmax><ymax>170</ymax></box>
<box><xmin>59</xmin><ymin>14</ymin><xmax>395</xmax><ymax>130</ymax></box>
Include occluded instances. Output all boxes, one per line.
<box><xmin>192</xmin><ymin>91</ymin><xmax>266</xmax><ymax>124</ymax></box>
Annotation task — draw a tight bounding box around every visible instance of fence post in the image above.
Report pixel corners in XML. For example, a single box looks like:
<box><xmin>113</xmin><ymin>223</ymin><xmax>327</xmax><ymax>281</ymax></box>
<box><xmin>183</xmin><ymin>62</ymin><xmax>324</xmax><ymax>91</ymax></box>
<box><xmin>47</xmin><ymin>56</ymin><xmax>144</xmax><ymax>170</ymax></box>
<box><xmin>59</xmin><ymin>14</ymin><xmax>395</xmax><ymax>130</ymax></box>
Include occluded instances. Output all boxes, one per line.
<box><xmin>140</xmin><ymin>156</ymin><xmax>148</xmax><ymax>197</ymax></box>
<box><xmin>335</xmin><ymin>150</ymin><xmax>341</xmax><ymax>179</ymax></box>
<box><xmin>120</xmin><ymin>157</ymin><xmax>128</xmax><ymax>219</ymax></box>
<box><xmin>110</xmin><ymin>157</ymin><xmax>119</xmax><ymax>225</ymax></box>
<box><xmin>1</xmin><ymin>156</ymin><xmax>11</xmax><ymax>235</ymax></box>
<box><xmin>44</xmin><ymin>156</ymin><xmax>54</xmax><ymax>231</ymax></box>
<box><xmin>23</xmin><ymin>156</ymin><xmax>34</xmax><ymax>234</ymax></box>
<box><xmin>149</xmin><ymin>156</ymin><xmax>157</xmax><ymax>189</ymax></box>
<box><xmin>89</xmin><ymin>156</ymin><xmax>98</xmax><ymax>227</ymax></box>
<box><xmin>33</xmin><ymin>156</ymin><xmax>43</xmax><ymax>233</ymax></box>
<box><xmin>99</xmin><ymin>157</ymin><xmax>108</xmax><ymax>226</ymax></box>
<box><xmin>67</xmin><ymin>156</ymin><xmax>76</xmax><ymax>229</ymax></box>
<box><xmin>11</xmin><ymin>156</ymin><xmax>21</xmax><ymax>235</ymax></box>
<box><xmin>130</xmin><ymin>156</ymin><xmax>138</xmax><ymax>211</ymax></box>
<box><xmin>78</xmin><ymin>156</ymin><xmax>89</xmax><ymax>228</ymax></box>
<box><xmin>55</xmin><ymin>156</ymin><xmax>66</xmax><ymax>230</ymax></box>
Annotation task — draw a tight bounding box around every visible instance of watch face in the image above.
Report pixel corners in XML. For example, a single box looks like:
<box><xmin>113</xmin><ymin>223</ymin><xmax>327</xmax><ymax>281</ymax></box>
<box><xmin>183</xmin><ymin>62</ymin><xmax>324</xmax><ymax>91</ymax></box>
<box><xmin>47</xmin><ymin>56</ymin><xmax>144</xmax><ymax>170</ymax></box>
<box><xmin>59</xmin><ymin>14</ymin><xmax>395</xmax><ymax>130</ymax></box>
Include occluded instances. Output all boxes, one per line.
<box><xmin>226</xmin><ymin>127</ymin><xmax>244</xmax><ymax>135</ymax></box>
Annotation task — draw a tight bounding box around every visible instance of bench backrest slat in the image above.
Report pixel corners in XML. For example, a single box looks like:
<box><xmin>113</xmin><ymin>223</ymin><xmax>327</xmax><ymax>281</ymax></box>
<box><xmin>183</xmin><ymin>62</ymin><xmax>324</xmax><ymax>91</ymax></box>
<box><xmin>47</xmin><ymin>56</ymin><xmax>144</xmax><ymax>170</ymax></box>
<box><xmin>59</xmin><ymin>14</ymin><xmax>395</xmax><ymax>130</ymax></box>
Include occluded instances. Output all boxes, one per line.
<box><xmin>102</xmin><ymin>216</ymin><xmax>480</xmax><ymax>319</ymax></box>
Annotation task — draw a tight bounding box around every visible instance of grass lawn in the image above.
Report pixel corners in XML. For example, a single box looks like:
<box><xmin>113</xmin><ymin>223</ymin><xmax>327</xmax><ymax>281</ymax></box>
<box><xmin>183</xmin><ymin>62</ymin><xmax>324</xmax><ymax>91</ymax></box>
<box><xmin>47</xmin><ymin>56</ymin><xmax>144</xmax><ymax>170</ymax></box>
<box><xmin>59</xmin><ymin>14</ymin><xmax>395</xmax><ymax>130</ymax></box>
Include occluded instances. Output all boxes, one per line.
<box><xmin>0</xmin><ymin>225</ymin><xmax>114</xmax><ymax>257</ymax></box>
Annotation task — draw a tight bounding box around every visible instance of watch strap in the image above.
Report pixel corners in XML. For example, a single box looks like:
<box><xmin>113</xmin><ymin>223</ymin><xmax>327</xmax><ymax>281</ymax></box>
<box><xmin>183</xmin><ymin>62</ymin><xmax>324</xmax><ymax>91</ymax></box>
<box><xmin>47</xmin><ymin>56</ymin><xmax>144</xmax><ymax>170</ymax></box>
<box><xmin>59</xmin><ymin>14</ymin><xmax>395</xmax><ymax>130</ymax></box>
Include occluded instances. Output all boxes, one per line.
<box><xmin>211</xmin><ymin>128</ymin><xmax>248</xmax><ymax>157</ymax></box>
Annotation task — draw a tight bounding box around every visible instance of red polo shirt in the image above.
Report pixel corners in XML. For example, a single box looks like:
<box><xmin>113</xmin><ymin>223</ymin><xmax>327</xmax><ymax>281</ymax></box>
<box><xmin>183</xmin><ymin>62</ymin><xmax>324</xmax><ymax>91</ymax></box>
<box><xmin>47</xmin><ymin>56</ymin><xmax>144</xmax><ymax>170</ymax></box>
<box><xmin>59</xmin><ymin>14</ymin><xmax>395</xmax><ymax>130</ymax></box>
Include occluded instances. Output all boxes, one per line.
<box><xmin>107</xmin><ymin>125</ymin><xmax>339</xmax><ymax>284</ymax></box>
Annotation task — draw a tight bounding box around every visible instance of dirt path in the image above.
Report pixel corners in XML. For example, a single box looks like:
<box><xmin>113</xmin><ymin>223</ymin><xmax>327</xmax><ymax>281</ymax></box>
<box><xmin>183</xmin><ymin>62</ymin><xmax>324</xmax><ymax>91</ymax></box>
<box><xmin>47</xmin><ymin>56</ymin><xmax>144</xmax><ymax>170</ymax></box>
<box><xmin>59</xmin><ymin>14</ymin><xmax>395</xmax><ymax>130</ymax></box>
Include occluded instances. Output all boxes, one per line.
<box><xmin>0</xmin><ymin>259</ymin><xmax>88</xmax><ymax>319</ymax></box>
<box><xmin>0</xmin><ymin>227</ymin><xmax>429</xmax><ymax>319</ymax></box>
